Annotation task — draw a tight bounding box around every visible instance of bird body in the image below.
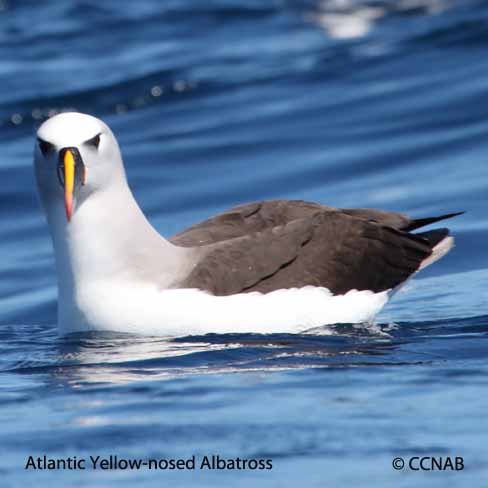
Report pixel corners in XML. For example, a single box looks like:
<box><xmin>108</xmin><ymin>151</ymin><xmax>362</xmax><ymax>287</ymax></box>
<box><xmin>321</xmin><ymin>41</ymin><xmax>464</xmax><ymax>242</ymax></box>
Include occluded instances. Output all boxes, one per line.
<box><xmin>34</xmin><ymin>113</ymin><xmax>460</xmax><ymax>335</ymax></box>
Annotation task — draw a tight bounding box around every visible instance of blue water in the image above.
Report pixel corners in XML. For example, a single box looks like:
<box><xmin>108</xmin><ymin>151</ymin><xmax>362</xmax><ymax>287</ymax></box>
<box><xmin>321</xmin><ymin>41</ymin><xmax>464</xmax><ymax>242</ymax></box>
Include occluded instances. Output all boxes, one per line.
<box><xmin>1</xmin><ymin>0</ymin><xmax>488</xmax><ymax>486</ymax></box>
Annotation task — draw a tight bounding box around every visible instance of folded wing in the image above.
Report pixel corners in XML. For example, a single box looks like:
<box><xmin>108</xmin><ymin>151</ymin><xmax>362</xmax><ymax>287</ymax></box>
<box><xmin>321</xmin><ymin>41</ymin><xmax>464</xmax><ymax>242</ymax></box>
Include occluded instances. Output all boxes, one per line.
<box><xmin>172</xmin><ymin>201</ymin><xmax>459</xmax><ymax>296</ymax></box>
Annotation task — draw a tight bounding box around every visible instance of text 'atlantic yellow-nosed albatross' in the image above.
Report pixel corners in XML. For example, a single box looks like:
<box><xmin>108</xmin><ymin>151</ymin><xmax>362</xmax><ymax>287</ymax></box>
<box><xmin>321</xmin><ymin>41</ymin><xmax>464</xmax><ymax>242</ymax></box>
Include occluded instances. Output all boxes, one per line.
<box><xmin>34</xmin><ymin>112</ymin><xmax>462</xmax><ymax>335</ymax></box>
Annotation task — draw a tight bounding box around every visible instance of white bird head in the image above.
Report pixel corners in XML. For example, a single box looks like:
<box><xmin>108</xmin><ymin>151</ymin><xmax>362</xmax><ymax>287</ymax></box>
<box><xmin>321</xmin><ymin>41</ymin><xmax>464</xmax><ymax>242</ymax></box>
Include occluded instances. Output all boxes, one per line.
<box><xmin>34</xmin><ymin>112</ymin><xmax>125</xmax><ymax>222</ymax></box>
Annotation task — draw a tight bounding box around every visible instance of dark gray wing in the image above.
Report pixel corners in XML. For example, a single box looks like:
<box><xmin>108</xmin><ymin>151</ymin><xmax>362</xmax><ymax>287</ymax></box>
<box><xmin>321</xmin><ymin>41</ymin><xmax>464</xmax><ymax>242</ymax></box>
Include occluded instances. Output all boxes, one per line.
<box><xmin>178</xmin><ymin>210</ymin><xmax>441</xmax><ymax>296</ymax></box>
<box><xmin>180</xmin><ymin>218</ymin><xmax>315</xmax><ymax>295</ymax></box>
<box><xmin>170</xmin><ymin>200</ymin><xmax>333</xmax><ymax>246</ymax></box>
<box><xmin>340</xmin><ymin>208</ymin><xmax>412</xmax><ymax>230</ymax></box>
<box><xmin>170</xmin><ymin>200</ymin><xmax>461</xmax><ymax>247</ymax></box>
<box><xmin>340</xmin><ymin>208</ymin><xmax>463</xmax><ymax>232</ymax></box>
<box><xmin>242</xmin><ymin>212</ymin><xmax>437</xmax><ymax>295</ymax></box>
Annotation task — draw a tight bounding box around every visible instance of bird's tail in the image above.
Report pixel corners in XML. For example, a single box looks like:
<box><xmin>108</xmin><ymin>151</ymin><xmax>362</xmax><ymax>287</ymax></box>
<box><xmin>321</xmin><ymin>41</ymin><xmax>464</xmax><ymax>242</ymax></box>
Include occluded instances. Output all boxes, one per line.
<box><xmin>416</xmin><ymin>228</ymin><xmax>455</xmax><ymax>271</ymax></box>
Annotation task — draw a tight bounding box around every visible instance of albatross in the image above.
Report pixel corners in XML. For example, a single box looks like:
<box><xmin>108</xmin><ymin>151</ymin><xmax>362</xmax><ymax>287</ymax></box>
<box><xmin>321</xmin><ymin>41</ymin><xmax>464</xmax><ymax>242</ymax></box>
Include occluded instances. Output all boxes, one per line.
<box><xmin>34</xmin><ymin>112</ymin><xmax>461</xmax><ymax>335</ymax></box>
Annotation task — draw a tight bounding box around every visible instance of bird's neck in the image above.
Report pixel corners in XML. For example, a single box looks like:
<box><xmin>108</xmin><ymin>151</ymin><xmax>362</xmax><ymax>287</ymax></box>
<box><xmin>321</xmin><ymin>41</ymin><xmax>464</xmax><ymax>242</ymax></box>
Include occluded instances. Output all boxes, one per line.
<box><xmin>46</xmin><ymin>180</ymin><xmax>193</xmax><ymax>301</ymax></box>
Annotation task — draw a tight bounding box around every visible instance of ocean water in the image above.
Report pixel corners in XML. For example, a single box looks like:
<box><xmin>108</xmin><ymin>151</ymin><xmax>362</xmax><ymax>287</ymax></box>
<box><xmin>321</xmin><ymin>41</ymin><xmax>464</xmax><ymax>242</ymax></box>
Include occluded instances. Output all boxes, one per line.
<box><xmin>1</xmin><ymin>0</ymin><xmax>488</xmax><ymax>486</ymax></box>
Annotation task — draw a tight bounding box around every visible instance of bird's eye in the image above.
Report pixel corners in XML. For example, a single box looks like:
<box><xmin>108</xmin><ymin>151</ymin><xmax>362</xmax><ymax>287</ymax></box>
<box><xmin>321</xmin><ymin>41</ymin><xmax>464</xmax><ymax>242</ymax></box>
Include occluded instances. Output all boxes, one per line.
<box><xmin>38</xmin><ymin>138</ymin><xmax>54</xmax><ymax>157</ymax></box>
<box><xmin>85</xmin><ymin>133</ymin><xmax>101</xmax><ymax>149</ymax></box>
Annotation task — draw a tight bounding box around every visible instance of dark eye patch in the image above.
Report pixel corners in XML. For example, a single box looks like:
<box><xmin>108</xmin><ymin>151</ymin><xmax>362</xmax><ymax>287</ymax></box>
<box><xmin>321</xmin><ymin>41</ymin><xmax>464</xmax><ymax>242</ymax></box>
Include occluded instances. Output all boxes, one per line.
<box><xmin>85</xmin><ymin>133</ymin><xmax>101</xmax><ymax>149</ymax></box>
<box><xmin>38</xmin><ymin>138</ymin><xmax>55</xmax><ymax>157</ymax></box>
